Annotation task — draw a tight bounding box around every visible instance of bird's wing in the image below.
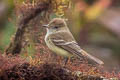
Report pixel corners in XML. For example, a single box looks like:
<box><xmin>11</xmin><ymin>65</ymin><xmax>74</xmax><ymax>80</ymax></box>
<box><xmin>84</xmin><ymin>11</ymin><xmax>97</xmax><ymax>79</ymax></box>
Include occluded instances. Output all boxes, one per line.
<box><xmin>50</xmin><ymin>31</ymin><xmax>104</xmax><ymax>65</ymax></box>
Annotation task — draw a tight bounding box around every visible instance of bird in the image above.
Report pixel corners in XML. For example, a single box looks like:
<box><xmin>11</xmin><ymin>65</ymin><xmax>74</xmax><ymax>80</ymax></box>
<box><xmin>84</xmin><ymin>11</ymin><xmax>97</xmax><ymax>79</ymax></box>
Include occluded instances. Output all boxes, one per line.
<box><xmin>43</xmin><ymin>18</ymin><xmax>104</xmax><ymax>65</ymax></box>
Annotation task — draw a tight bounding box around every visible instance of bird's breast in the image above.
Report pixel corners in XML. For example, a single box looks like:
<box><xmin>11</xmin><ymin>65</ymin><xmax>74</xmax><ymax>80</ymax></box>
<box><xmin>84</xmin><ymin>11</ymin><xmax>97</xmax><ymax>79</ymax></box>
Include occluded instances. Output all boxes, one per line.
<box><xmin>45</xmin><ymin>34</ymin><xmax>72</xmax><ymax>57</ymax></box>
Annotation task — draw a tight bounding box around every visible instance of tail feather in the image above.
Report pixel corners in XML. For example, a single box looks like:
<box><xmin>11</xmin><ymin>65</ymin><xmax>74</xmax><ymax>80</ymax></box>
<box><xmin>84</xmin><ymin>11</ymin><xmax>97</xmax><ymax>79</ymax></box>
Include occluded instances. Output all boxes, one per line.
<box><xmin>79</xmin><ymin>49</ymin><xmax>104</xmax><ymax>65</ymax></box>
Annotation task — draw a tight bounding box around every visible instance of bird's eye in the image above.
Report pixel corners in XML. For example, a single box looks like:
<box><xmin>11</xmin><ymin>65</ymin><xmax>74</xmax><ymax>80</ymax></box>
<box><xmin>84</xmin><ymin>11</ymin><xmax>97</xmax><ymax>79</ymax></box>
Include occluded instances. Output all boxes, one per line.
<box><xmin>54</xmin><ymin>26</ymin><xmax>59</xmax><ymax>29</ymax></box>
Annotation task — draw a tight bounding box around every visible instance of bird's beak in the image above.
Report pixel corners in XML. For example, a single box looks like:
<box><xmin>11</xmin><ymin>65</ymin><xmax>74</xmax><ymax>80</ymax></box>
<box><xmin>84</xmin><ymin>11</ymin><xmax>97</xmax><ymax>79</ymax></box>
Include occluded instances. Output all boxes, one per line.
<box><xmin>42</xmin><ymin>24</ymin><xmax>49</xmax><ymax>28</ymax></box>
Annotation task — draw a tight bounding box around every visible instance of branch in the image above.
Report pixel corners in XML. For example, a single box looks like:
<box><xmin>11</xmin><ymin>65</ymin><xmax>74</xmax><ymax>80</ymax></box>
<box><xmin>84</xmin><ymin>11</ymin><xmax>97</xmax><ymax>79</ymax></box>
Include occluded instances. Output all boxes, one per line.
<box><xmin>5</xmin><ymin>0</ymin><xmax>51</xmax><ymax>55</ymax></box>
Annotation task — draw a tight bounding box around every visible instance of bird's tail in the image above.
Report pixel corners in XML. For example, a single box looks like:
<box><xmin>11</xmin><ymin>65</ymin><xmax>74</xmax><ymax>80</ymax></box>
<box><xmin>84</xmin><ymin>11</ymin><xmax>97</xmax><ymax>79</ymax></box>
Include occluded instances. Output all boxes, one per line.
<box><xmin>79</xmin><ymin>49</ymin><xmax>104</xmax><ymax>65</ymax></box>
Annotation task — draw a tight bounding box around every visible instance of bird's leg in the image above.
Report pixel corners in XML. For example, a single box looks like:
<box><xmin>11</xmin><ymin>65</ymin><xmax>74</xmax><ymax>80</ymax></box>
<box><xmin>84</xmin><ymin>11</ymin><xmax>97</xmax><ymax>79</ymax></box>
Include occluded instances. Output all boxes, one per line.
<box><xmin>63</xmin><ymin>56</ymin><xmax>75</xmax><ymax>66</ymax></box>
<box><xmin>64</xmin><ymin>57</ymin><xmax>69</xmax><ymax>66</ymax></box>
<box><xmin>70</xmin><ymin>56</ymin><xmax>76</xmax><ymax>62</ymax></box>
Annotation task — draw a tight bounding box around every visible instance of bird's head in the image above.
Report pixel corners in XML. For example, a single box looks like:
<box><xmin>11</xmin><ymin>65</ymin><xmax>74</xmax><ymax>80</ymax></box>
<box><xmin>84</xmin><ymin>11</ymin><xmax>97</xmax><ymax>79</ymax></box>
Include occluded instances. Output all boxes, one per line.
<box><xmin>43</xmin><ymin>18</ymin><xmax>68</xmax><ymax>33</ymax></box>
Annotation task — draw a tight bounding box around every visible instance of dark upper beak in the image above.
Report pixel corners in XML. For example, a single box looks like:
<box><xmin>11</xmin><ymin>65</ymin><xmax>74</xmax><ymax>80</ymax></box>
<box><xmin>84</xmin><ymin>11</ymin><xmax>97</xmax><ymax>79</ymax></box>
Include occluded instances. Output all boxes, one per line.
<box><xmin>42</xmin><ymin>24</ymin><xmax>49</xmax><ymax>28</ymax></box>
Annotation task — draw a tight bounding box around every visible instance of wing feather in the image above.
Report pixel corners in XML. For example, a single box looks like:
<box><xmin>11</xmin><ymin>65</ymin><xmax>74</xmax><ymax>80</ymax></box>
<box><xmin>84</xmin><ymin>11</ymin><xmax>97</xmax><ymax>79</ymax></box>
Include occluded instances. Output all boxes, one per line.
<box><xmin>50</xmin><ymin>31</ymin><xmax>104</xmax><ymax>65</ymax></box>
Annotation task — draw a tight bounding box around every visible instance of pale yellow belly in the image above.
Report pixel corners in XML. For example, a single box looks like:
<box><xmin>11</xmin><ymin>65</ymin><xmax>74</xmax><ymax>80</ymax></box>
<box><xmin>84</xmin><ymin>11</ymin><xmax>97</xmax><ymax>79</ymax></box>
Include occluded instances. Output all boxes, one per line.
<box><xmin>45</xmin><ymin>38</ymin><xmax>72</xmax><ymax>57</ymax></box>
